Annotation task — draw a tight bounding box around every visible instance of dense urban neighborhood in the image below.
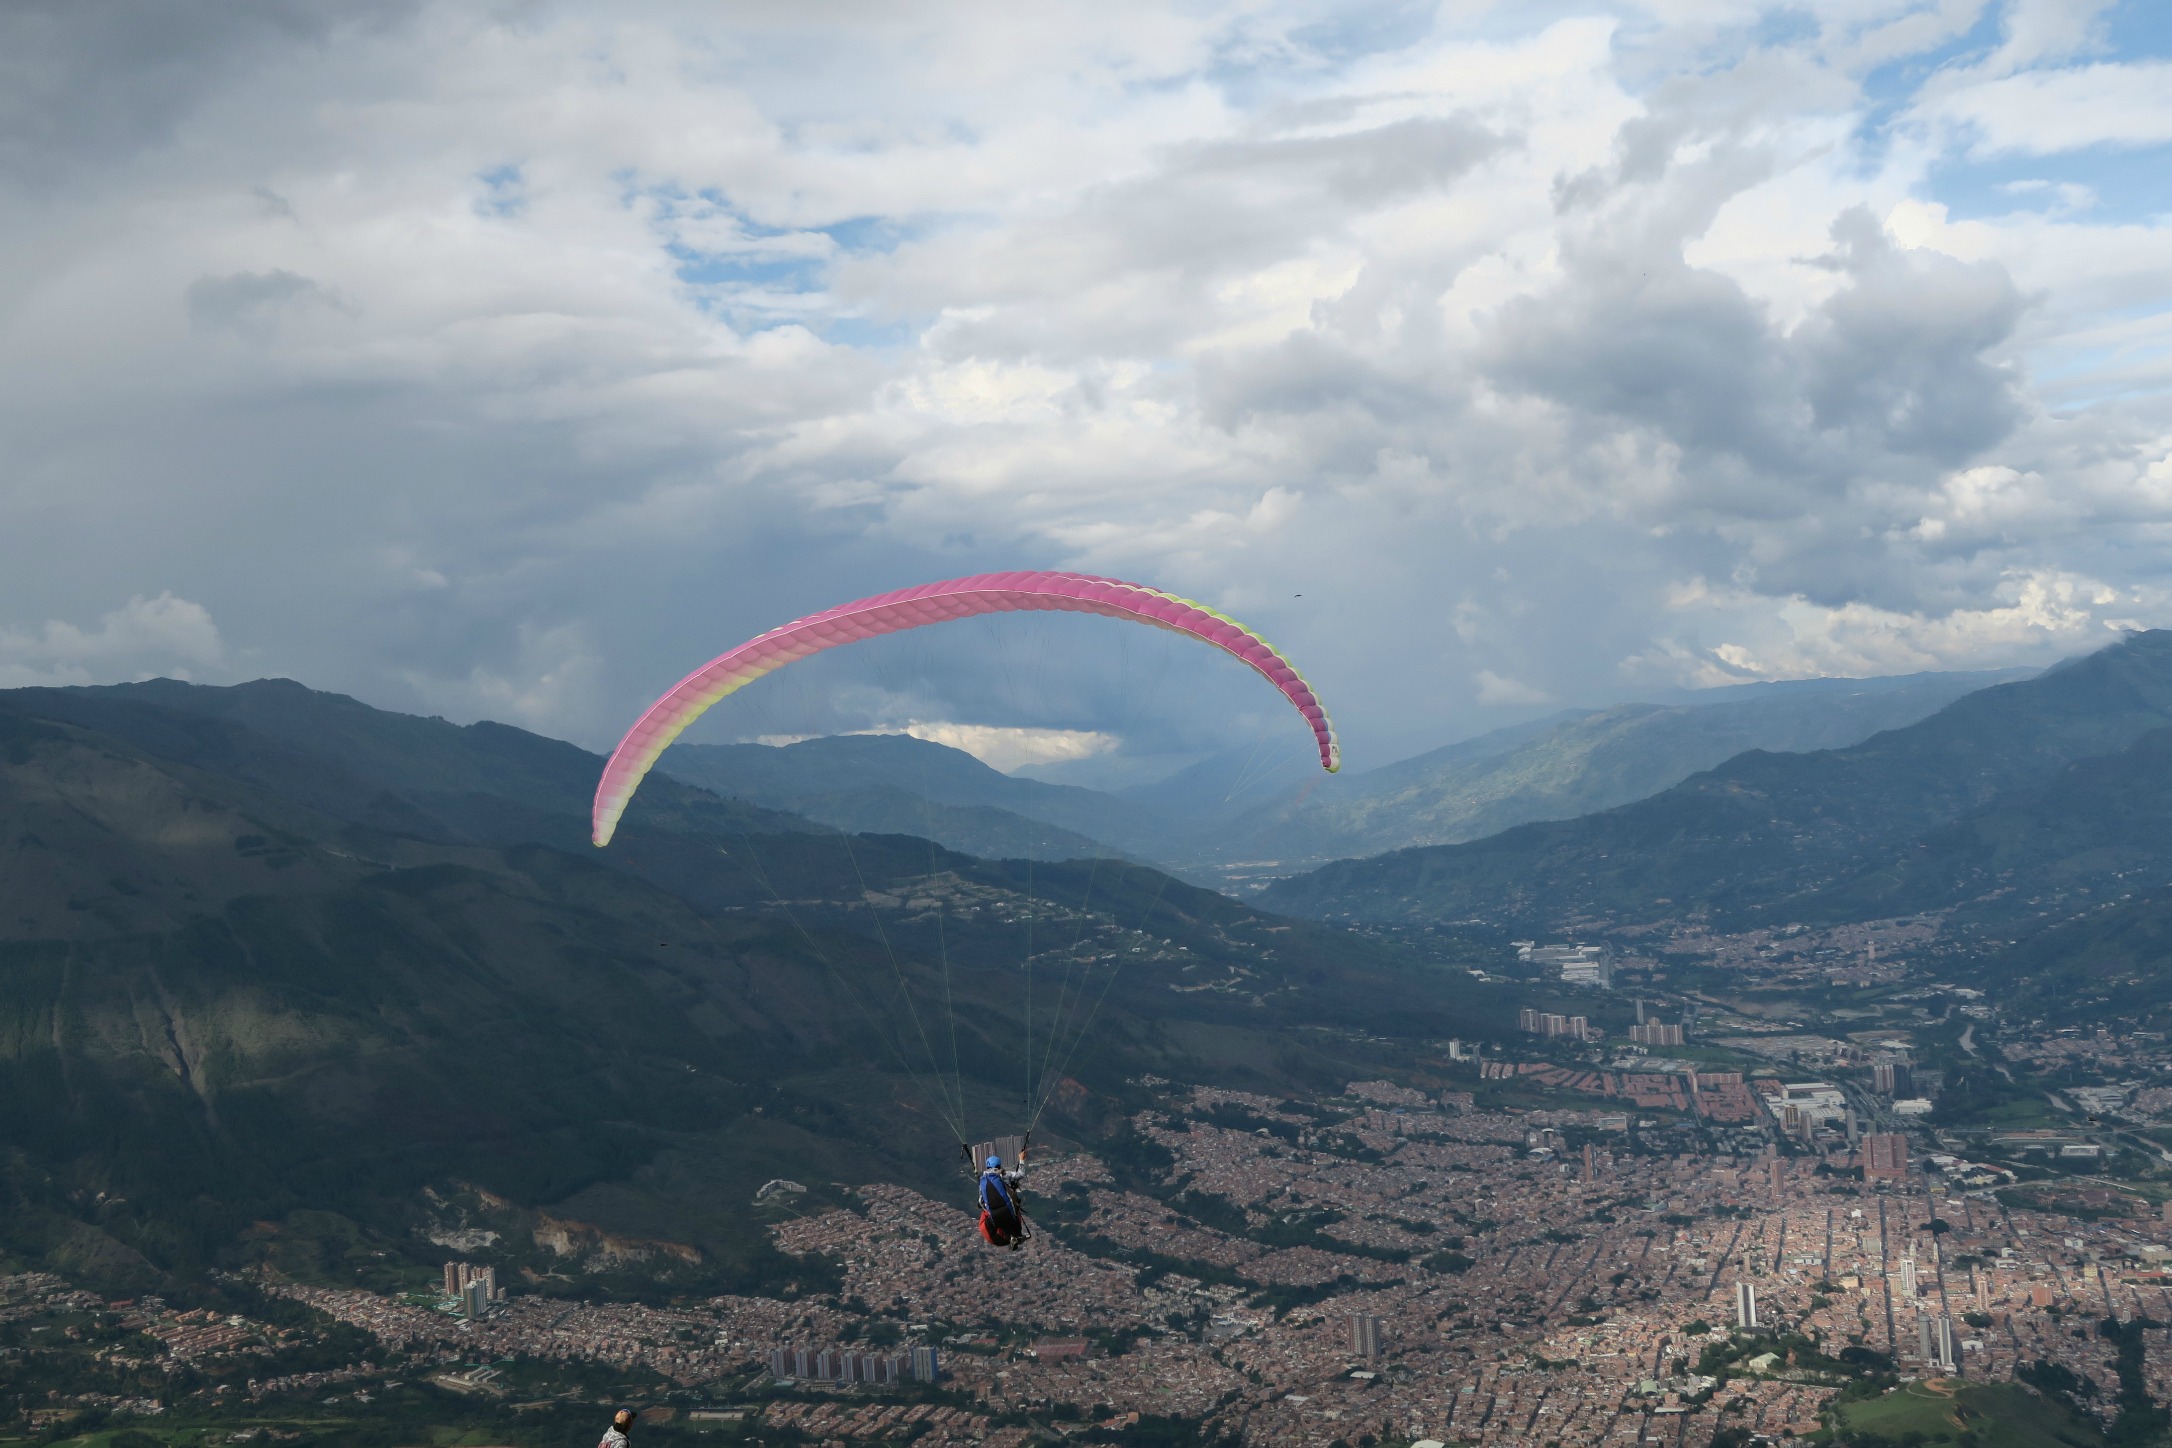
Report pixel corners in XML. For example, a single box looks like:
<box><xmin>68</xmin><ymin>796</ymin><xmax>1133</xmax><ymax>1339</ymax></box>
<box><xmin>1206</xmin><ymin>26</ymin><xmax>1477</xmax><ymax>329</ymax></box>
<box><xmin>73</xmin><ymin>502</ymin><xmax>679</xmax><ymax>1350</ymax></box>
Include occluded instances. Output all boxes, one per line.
<box><xmin>17</xmin><ymin>924</ymin><xmax>2172</xmax><ymax>1448</ymax></box>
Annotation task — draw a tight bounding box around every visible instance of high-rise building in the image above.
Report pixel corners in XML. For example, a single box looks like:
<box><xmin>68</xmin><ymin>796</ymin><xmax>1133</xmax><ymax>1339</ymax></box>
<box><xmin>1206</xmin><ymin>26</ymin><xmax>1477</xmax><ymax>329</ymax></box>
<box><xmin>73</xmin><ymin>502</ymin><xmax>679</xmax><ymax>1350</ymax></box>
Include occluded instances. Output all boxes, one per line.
<box><xmin>909</xmin><ymin>1346</ymin><xmax>941</xmax><ymax>1383</ymax></box>
<box><xmin>1898</xmin><ymin>1255</ymin><xmax>1918</xmax><ymax>1300</ymax></box>
<box><xmin>1582</xmin><ymin>1143</ymin><xmax>1596</xmax><ymax>1183</ymax></box>
<box><xmin>1517</xmin><ymin>1009</ymin><xmax>1593</xmax><ymax>1041</ymax></box>
<box><xmin>1864</xmin><ymin>1133</ymin><xmax>1909</xmax><ymax>1184</ymax></box>
<box><xmin>1350</xmin><ymin>1314</ymin><xmax>1384</xmax><ymax>1360</ymax></box>
<box><xmin>767</xmin><ymin>1348</ymin><xmax>791</xmax><ymax>1381</ymax></box>
<box><xmin>1917</xmin><ymin>1314</ymin><xmax>1934</xmax><ymax>1363</ymax></box>
<box><xmin>1767</xmin><ymin>1157</ymin><xmax>1786</xmax><ymax>1195</ymax></box>
<box><xmin>1735</xmin><ymin>1281</ymin><xmax>1758</xmax><ymax>1330</ymax></box>
<box><xmin>1629</xmin><ymin>1021</ymin><xmax>1685</xmax><ymax>1047</ymax></box>
<box><xmin>443</xmin><ymin>1263</ymin><xmax>460</xmax><ymax>1296</ymax></box>
<box><xmin>849</xmin><ymin>1352</ymin><xmax>901</xmax><ymax>1384</ymax></box>
<box><xmin>1934</xmin><ymin>1315</ymin><xmax>1957</xmax><ymax>1373</ymax></box>
<box><xmin>1872</xmin><ymin>1061</ymin><xmax>1914</xmax><ymax>1097</ymax></box>
<box><xmin>462</xmin><ymin>1280</ymin><xmax>488</xmax><ymax>1320</ymax></box>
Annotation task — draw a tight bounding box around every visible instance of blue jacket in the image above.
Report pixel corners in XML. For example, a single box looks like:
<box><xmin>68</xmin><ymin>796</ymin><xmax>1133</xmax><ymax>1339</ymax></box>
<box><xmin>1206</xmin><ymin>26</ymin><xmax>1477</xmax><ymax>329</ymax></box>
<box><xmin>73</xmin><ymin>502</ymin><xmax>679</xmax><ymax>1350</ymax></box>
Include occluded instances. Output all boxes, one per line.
<box><xmin>979</xmin><ymin>1169</ymin><xmax>1017</xmax><ymax>1218</ymax></box>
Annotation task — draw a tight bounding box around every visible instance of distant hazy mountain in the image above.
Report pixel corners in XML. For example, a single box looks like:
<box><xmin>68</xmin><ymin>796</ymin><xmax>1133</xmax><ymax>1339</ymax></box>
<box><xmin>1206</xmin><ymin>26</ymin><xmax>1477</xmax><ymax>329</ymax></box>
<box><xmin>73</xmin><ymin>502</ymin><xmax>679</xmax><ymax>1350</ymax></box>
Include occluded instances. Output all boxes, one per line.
<box><xmin>664</xmin><ymin>733</ymin><xmax>1170</xmax><ymax>862</ymax></box>
<box><xmin>1264</xmin><ymin>631</ymin><xmax>2172</xmax><ymax>930</ymax></box>
<box><xmin>662</xmin><ymin>670</ymin><xmax>2030</xmax><ymax>884</ymax></box>
<box><xmin>1178</xmin><ymin>668</ymin><xmax>2032</xmax><ymax>875</ymax></box>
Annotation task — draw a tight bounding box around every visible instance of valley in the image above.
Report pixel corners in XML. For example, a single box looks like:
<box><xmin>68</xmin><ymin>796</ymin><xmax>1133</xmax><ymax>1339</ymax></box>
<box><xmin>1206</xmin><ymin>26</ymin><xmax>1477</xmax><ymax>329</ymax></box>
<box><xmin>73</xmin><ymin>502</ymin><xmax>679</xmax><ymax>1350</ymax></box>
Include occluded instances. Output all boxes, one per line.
<box><xmin>14</xmin><ymin>640</ymin><xmax>2172</xmax><ymax>1446</ymax></box>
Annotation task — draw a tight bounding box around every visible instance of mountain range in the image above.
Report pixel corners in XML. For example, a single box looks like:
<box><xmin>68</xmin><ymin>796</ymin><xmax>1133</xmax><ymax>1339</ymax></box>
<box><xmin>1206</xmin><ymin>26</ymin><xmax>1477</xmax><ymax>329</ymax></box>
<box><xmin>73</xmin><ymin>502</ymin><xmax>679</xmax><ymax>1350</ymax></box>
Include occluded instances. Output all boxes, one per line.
<box><xmin>1264</xmin><ymin>630</ymin><xmax>2172</xmax><ymax>936</ymax></box>
<box><xmin>0</xmin><ymin>679</ymin><xmax>1498</xmax><ymax>1295</ymax></box>
<box><xmin>662</xmin><ymin>733</ymin><xmax>1161</xmax><ymax>863</ymax></box>
<box><xmin>657</xmin><ymin>667</ymin><xmax>2023</xmax><ymax>885</ymax></box>
<box><xmin>9</xmin><ymin>640</ymin><xmax>2166</xmax><ymax>1296</ymax></box>
<box><xmin>1160</xmin><ymin>667</ymin><xmax>2030</xmax><ymax>877</ymax></box>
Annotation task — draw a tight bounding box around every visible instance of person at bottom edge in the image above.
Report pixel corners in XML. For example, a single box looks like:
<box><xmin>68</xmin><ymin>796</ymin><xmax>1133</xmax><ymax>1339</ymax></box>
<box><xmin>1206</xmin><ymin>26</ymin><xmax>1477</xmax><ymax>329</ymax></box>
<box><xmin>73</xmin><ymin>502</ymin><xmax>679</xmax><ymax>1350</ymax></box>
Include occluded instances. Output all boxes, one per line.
<box><xmin>600</xmin><ymin>1408</ymin><xmax>636</xmax><ymax>1448</ymax></box>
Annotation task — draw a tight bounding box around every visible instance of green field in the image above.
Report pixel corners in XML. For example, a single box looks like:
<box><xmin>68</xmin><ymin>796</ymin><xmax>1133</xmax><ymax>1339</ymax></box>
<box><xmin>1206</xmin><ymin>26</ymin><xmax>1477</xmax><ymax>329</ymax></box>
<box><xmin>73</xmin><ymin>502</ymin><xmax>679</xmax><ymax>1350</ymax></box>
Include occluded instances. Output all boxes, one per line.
<box><xmin>1827</xmin><ymin>1380</ymin><xmax>2102</xmax><ymax>1447</ymax></box>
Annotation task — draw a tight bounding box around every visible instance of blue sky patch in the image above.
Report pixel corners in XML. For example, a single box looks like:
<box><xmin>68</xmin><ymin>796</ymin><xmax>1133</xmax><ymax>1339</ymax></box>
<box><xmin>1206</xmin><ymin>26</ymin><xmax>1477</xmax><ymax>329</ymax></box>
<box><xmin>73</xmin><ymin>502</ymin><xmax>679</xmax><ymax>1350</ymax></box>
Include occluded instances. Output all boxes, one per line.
<box><xmin>1852</xmin><ymin>3</ymin><xmax>2005</xmax><ymax>164</ymax></box>
<box><xmin>475</xmin><ymin>164</ymin><xmax>526</xmax><ymax>218</ymax></box>
<box><xmin>1923</xmin><ymin>139</ymin><xmax>2172</xmax><ymax>225</ymax></box>
<box><xmin>2103</xmin><ymin>0</ymin><xmax>2172</xmax><ymax>60</ymax></box>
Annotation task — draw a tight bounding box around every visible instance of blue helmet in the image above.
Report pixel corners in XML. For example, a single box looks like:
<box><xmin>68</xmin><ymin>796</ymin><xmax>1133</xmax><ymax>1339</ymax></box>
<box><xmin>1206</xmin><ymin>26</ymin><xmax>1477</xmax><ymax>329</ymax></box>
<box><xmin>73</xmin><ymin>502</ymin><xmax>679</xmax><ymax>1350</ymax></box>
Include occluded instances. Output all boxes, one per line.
<box><xmin>985</xmin><ymin>1156</ymin><xmax>1004</xmax><ymax>1170</ymax></box>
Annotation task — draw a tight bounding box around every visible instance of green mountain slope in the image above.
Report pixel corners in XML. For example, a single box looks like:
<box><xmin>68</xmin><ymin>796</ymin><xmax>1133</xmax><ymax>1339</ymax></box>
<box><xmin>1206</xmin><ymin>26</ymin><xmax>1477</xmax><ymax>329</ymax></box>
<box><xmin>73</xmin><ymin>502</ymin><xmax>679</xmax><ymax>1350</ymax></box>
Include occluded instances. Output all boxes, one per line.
<box><xmin>1263</xmin><ymin>631</ymin><xmax>2172</xmax><ymax>929</ymax></box>
<box><xmin>1794</xmin><ymin>724</ymin><xmax>2172</xmax><ymax>928</ymax></box>
<box><xmin>5</xmin><ymin>678</ymin><xmax>818</xmax><ymax>851</ymax></box>
<box><xmin>0</xmin><ymin>707</ymin><xmax>830</xmax><ymax>1287</ymax></box>
<box><xmin>0</xmin><ymin>686</ymin><xmax>1501</xmax><ymax>1294</ymax></box>
<box><xmin>1196</xmin><ymin>668</ymin><xmax>2027</xmax><ymax>873</ymax></box>
<box><xmin>1972</xmin><ymin>880</ymin><xmax>2172</xmax><ymax>1030</ymax></box>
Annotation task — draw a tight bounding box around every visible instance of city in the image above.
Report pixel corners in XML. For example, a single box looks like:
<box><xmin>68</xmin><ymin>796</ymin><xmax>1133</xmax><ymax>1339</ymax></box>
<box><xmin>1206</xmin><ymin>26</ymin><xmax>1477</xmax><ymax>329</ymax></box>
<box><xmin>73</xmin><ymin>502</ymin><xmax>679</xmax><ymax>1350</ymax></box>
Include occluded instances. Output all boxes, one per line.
<box><xmin>18</xmin><ymin>925</ymin><xmax>2172</xmax><ymax>1448</ymax></box>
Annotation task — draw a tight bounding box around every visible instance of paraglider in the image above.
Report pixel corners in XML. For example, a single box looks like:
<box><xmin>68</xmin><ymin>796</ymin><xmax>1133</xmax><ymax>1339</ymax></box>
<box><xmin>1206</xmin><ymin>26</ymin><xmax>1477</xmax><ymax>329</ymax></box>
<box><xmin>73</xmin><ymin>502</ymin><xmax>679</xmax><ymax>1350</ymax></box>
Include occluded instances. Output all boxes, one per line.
<box><xmin>589</xmin><ymin>569</ymin><xmax>1341</xmax><ymax>1251</ymax></box>
<box><xmin>590</xmin><ymin>570</ymin><xmax>1339</xmax><ymax>848</ymax></box>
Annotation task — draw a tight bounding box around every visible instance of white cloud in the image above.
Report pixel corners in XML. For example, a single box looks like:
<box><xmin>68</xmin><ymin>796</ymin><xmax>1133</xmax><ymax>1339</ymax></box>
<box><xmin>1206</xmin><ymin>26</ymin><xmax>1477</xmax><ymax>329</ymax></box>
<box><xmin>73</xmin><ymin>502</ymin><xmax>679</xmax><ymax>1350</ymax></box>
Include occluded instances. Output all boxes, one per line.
<box><xmin>1924</xmin><ymin>60</ymin><xmax>2172</xmax><ymax>155</ymax></box>
<box><xmin>0</xmin><ymin>593</ymin><xmax>225</xmax><ymax>688</ymax></box>
<box><xmin>398</xmin><ymin>622</ymin><xmax>606</xmax><ymax>735</ymax></box>
<box><xmin>893</xmin><ymin>722</ymin><xmax>1118</xmax><ymax>773</ymax></box>
<box><xmin>1474</xmin><ymin>670</ymin><xmax>1552</xmax><ymax>707</ymax></box>
<box><xmin>1625</xmin><ymin>568</ymin><xmax>2122</xmax><ymax>686</ymax></box>
<box><xmin>0</xmin><ymin>0</ymin><xmax>2170</xmax><ymax>764</ymax></box>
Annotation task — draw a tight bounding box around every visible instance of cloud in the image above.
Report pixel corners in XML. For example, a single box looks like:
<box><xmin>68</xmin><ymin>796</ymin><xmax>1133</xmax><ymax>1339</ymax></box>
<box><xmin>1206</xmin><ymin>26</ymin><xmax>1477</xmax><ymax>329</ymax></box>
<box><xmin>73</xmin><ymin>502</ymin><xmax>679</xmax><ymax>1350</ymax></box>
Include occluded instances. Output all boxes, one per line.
<box><xmin>1473</xmin><ymin>671</ymin><xmax>1551</xmax><ymax>707</ymax></box>
<box><xmin>0</xmin><ymin>592</ymin><xmax>225</xmax><ymax>687</ymax></box>
<box><xmin>1625</xmin><ymin>567</ymin><xmax>2124</xmax><ymax>687</ymax></box>
<box><xmin>186</xmin><ymin>268</ymin><xmax>339</xmax><ymax>333</ymax></box>
<box><xmin>0</xmin><ymin>0</ymin><xmax>2169</xmax><ymax>772</ymax></box>
<box><xmin>894</xmin><ymin>722</ymin><xmax>1118</xmax><ymax>773</ymax></box>
<box><xmin>1925</xmin><ymin>60</ymin><xmax>2172</xmax><ymax>155</ymax></box>
<box><xmin>398</xmin><ymin>621</ymin><xmax>605</xmax><ymax>735</ymax></box>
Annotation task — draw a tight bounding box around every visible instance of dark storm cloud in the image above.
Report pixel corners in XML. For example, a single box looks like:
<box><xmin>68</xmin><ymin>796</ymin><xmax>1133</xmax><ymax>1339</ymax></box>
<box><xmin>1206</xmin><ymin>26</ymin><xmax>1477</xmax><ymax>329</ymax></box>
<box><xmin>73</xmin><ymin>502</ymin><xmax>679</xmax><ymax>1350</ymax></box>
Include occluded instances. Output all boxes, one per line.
<box><xmin>0</xmin><ymin>0</ymin><xmax>418</xmax><ymax>183</ymax></box>
<box><xmin>1477</xmin><ymin>205</ymin><xmax>2029</xmax><ymax>609</ymax></box>
<box><xmin>1797</xmin><ymin>211</ymin><xmax>2026</xmax><ymax>467</ymax></box>
<box><xmin>187</xmin><ymin>269</ymin><xmax>339</xmax><ymax>332</ymax></box>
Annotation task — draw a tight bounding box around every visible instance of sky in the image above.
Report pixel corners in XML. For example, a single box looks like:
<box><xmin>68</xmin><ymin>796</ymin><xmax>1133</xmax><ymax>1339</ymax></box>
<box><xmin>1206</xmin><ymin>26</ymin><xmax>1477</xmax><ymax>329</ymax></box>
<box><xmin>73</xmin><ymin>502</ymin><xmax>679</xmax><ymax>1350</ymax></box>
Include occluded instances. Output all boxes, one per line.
<box><xmin>3</xmin><ymin>0</ymin><xmax>2170</xmax><ymax>775</ymax></box>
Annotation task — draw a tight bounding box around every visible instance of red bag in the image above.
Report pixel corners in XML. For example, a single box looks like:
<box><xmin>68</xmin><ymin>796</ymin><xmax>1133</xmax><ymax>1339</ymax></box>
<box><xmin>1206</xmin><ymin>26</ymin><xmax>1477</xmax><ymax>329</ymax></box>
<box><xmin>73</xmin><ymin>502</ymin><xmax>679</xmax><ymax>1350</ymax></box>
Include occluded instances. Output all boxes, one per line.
<box><xmin>979</xmin><ymin>1209</ymin><xmax>1012</xmax><ymax>1246</ymax></box>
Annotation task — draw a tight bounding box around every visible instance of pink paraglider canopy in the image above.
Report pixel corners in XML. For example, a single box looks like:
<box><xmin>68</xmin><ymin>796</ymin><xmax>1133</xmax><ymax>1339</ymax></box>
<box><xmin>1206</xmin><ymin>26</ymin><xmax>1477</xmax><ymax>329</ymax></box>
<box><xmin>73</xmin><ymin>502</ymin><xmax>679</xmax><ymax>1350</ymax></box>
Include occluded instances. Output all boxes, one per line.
<box><xmin>591</xmin><ymin>570</ymin><xmax>1339</xmax><ymax>846</ymax></box>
